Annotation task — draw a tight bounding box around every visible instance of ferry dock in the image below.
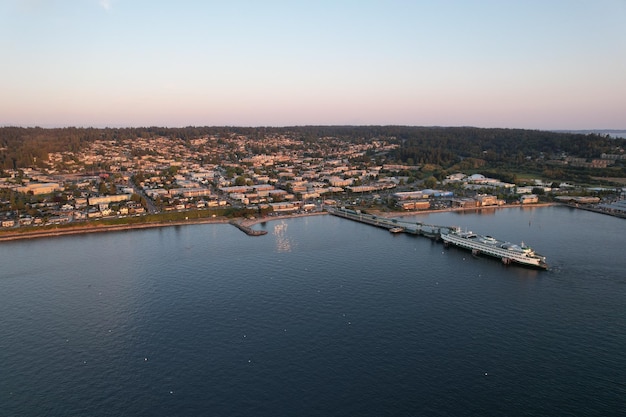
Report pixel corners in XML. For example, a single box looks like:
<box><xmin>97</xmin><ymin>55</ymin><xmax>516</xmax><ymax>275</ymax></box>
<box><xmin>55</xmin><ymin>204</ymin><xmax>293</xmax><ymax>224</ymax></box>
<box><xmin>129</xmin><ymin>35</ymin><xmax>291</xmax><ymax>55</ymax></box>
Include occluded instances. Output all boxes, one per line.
<box><xmin>327</xmin><ymin>207</ymin><xmax>451</xmax><ymax>239</ymax></box>
<box><xmin>327</xmin><ymin>207</ymin><xmax>548</xmax><ymax>269</ymax></box>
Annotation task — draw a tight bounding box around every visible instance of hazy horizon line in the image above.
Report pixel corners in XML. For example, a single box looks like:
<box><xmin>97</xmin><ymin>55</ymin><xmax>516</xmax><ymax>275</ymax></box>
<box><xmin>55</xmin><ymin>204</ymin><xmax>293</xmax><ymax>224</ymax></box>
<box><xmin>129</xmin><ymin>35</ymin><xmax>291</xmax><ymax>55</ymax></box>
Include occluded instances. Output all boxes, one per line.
<box><xmin>2</xmin><ymin>124</ymin><xmax>626</xmax><ymax>133</ymax></box>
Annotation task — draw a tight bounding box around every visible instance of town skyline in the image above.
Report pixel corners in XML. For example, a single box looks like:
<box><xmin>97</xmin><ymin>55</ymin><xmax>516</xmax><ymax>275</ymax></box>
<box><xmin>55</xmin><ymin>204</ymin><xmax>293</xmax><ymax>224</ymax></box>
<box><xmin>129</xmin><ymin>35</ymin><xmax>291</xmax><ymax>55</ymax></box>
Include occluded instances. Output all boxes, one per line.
<box><xmin>2</xmin><ymin>125</ymin><xmax>625</xmax><ymax>234</ymax></box>
<box><xmin>2</xmin><ymin>0</ymin><xmax>625</xmax><ymax>130</ymax></box>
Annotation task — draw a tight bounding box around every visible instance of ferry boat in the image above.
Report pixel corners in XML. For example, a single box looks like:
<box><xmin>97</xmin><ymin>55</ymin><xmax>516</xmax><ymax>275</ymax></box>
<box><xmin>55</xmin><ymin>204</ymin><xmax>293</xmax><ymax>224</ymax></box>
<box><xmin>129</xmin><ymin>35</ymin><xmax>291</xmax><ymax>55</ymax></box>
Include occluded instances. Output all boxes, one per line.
<box><xmin>441</xmin><ymin>227</ymin><xmax>548</xmax><ymax>269</ymax></box>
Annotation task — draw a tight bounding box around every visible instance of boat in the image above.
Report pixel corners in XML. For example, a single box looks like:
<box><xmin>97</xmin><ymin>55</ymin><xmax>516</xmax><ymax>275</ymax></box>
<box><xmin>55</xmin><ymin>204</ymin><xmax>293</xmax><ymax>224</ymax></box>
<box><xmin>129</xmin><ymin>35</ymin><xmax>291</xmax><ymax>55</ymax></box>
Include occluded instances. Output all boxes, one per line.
<box><xmin>440</xmin><ymin>227</ymin><xmax>548</xmax><ymax>269</ymax></box>
<box><xmin>389</xmin><ymin>227</ymin><xmax>404</xmax><ymax>233</ymax></box>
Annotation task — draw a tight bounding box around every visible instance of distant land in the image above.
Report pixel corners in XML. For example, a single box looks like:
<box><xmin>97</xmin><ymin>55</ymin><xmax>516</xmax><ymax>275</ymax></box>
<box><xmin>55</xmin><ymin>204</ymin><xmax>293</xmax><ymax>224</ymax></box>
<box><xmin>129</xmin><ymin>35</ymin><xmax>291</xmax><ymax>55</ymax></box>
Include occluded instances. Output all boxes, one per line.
<box><xmin>553</xmin><ymin>130</ymin><xmax>626</xmax><ymax>139</ymax></box>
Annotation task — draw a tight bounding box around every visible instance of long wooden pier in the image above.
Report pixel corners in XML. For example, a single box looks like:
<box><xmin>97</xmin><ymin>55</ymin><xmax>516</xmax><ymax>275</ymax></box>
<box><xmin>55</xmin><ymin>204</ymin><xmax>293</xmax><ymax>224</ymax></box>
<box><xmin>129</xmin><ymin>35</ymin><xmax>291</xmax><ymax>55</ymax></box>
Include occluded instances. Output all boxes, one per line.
<box><xmin>328</xmin><ymin>207</ymin><xmax>549</xmax><ymax>270</ymax></box>
<box><xmin>327</xmin><ymin>207</ymin><xmax>451</xmax><ymax>239</ymax></box>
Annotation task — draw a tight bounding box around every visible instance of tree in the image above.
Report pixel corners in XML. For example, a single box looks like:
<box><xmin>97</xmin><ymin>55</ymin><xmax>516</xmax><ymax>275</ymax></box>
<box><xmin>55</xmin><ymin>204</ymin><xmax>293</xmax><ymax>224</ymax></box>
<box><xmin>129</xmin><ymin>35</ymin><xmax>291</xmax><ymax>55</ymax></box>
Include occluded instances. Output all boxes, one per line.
<box><xmin>98</xmin><ymin>181</ymin><xmax>108</xmax><ymax>195</ymax></box>
<box><xmin>133</xmin><ymin>172</ymin><xmax>145</xmax><ymax>184</ymax></box>
<box><xmin>424</xmin><ymin>176</ymin><xmax>438</xmax><ymax>189</ymax></box>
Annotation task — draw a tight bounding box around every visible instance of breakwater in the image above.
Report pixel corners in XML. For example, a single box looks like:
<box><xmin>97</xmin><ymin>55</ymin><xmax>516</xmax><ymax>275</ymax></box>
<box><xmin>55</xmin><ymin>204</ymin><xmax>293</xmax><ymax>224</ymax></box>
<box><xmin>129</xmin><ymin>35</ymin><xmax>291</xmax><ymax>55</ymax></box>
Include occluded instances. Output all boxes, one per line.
<box><xmin>229</xmin><ymin>219</ymin><xmax>268</xmax><ymax>236</ymax></box>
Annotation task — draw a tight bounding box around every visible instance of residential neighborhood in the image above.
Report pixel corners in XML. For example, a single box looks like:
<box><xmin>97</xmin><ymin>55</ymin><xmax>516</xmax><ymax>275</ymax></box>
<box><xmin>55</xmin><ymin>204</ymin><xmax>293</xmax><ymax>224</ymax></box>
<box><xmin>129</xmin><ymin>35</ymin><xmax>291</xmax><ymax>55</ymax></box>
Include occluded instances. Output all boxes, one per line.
<box><xmin>1</xmin><ymin>130</ymin><xmax>624</xmax><ymax>229</ymax></box>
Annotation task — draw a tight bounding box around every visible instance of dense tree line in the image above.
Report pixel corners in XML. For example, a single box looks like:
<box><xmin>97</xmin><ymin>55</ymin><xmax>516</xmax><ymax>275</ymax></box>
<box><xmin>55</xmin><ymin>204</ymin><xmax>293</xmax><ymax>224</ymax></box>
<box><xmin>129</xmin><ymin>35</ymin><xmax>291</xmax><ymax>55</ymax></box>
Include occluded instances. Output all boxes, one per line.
<box><xmin>0</xmin><ymin>126</ymin><xmax>230</xmax><ymax>170</ymax></box>
<box><xmin>380</xmin><ymin>126</ymin><xmax>625</xmax><ymax>166</ymax></box>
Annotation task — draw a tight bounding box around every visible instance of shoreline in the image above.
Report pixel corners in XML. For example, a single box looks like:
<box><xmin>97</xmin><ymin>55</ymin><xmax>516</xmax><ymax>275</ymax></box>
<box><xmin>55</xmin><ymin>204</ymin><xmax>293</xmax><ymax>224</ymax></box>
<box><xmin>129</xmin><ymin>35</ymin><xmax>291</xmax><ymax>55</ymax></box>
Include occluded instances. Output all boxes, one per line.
<box><xmin>238</xmin><ymin>211</ymin><xmax>328</xmax><ymax>228</ymax></box>
<box><xmin>0</xmin><ymin>202</ymin><xmax>563</xmax><ymax>243</ymax></box>
<box><xmin>0</xmin><ymin>212</ymin><xmax>329</xmax><ymax>242</ymax></box>
<box><xmin>0</xmin><ymin>217</ymin><xmax>231</xmax><ymax>242</ymax></box>
<box><xmin>366</xmin><ymin>202</ymin><xmax>558</xmax><ymax>218</ymax></box>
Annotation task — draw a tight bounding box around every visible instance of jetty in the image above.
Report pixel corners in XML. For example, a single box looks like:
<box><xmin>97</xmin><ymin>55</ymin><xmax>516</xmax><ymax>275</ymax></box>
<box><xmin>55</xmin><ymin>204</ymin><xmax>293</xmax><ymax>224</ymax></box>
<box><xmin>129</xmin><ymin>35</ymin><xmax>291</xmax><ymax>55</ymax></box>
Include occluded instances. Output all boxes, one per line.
<box><xmin>229</xmin><ymin>219</ymin><xmax>268</xmax><ymax>236</ymax></box>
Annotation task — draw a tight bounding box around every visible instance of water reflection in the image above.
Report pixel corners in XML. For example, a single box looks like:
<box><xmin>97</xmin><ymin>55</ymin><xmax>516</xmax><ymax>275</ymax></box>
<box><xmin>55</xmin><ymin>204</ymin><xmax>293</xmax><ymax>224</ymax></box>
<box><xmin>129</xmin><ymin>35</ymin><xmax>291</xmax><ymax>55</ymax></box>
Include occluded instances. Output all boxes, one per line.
<box><xmin>273</xmin><ymin>221</ymin><xmax>293</xmax><ymax>252</ymax></box>
<box><xmin>453</xmin><ymin>208</ymin><xmax>496</xmax><ymax>216</ymax></box>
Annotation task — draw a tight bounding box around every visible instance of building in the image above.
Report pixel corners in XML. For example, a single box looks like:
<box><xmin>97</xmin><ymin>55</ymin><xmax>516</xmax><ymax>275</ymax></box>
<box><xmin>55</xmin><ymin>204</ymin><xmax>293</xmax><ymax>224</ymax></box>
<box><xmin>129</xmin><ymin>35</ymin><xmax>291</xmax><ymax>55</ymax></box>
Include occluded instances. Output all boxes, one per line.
<box><xmin>398</xmin><ymin>201</ymin><xmax>431</xmax><ymax>211</ymax></box>
<box><xmin>516</xmin><ymin>186</ymin><xmax>534</xmax><ymax>194</ymax></box>
<box><xmin>450</xmin><ymin>198</ymin><xmax>479</xmax><ymax>208</ymax></box>
<box><xmin>422</xmin><ymin>189</ymin><xmax>454</xmax><ymax>198</ymax></box>
<box><xmin>88</xmin><ymin>194</ymin><xmax>132</xmax><ymax>206</ymax></box>
<box><xmin>16</xmin><ymin>182</ymin><xmax>62</xmax><ymax>195</ymax></box>
<box><xmin>445</xmin><ymin>173</ymin><xmax>466</xmax><ymax>182</ymax></box>
<box><xmin>394</xmin><ymin>191</ymin><xmax>425</xmax><ymax>200</ymax></box>
<box><xmin>1</xmin><ymin>219</ymin><xmax>16</xmax><ymax>228</ymax></box>
<box><xmin>520</xmin><ymin>194</ymin><xmax>539</xmax><ymax>204</ymax></box>
<box><xmin>328</xmin><ymin>177</ymin><xmax>353</xmax><ymax>187</ymax></box>
<box><xmin>168</xmin><ymin>188</ymin><xmax>211</xmax><ymax>198</ymax></box>
<box><xmin>269</xmin><ymin>201</ymin><xmax>302</xmax><ymax>212</ymax></box>
<box><xmin>555</xmin><ymin>196</ymin><xmax>601</xmax><ymax>204</ymax></box>
<box><xmin>475</xmin><ymin>194</ymin><xmax>498</xmax><ymax>206</ymax></box>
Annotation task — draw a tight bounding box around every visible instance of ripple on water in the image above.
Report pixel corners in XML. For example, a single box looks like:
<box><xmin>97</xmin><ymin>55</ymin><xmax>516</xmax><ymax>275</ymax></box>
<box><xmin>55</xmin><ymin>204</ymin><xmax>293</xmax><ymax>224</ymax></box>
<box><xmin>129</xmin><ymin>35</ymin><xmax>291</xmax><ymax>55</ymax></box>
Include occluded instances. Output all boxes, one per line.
<box><xmin>1</xmin><ymin>210</ymin><xmax>625</xmax><ymax>416</ymax></box>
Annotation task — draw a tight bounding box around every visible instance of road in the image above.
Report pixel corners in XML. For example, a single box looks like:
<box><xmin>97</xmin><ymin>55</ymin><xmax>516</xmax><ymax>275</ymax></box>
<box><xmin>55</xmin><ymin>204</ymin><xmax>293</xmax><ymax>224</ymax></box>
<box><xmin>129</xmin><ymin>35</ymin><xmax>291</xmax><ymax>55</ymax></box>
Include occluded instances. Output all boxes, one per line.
<box><xmin>128</xmin><ymin>177</ymin><xmax>159</xmax><ymax>214</ymax></box>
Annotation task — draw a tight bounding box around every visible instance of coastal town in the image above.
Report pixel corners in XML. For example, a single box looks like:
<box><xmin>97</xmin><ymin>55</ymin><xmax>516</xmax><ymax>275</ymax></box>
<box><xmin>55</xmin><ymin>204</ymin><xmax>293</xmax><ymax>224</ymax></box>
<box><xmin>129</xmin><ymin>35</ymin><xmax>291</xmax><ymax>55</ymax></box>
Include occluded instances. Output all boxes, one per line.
<box><xmin>1</xmin><ymin>129</ymin><xmax>625</xmax><ymax>235</ymax></box>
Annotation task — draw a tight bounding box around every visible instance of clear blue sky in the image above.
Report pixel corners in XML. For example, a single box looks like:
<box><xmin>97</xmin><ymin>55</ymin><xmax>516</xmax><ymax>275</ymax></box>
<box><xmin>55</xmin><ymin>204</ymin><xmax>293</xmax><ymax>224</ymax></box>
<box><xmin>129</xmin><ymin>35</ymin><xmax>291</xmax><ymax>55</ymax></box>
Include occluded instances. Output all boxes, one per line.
<box><xmin>1</xmin><ymin>0</ymin><xmax>624</xmax><ymax>129</ymax></box>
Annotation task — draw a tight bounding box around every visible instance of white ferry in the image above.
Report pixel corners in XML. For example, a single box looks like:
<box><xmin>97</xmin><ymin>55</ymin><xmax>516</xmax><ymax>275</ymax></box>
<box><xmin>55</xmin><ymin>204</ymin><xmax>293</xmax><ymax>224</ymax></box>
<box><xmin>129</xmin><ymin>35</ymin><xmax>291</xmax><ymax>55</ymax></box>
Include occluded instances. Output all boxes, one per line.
<box><xmin>441</xmin><ymin>227</ymin><xmax>548</xmax><ymax>269</ymax></box>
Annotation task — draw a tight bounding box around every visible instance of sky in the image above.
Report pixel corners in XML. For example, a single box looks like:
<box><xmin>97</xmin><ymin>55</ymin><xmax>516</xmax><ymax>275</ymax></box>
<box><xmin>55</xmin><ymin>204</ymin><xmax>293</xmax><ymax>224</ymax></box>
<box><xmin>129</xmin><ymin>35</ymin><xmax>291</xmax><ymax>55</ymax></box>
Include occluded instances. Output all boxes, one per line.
<box><xmin>1</xmin><ymin>0</ymin><xmax>625</xmax><ymax>129</ymax></box>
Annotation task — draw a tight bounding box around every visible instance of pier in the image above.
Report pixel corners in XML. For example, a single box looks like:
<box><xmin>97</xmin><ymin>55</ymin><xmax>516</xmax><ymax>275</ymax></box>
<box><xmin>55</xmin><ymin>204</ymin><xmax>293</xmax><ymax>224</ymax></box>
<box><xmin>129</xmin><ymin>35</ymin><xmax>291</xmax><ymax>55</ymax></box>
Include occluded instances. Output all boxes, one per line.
<box><xmin>328</xmin><ymin>207</ymin><xmax>547</xmax><ymax>269</ymax></box>
<box><xmin>327</xmin><ymin>207</ymin><xmax>451</xmax><ymax>239</ymax></box>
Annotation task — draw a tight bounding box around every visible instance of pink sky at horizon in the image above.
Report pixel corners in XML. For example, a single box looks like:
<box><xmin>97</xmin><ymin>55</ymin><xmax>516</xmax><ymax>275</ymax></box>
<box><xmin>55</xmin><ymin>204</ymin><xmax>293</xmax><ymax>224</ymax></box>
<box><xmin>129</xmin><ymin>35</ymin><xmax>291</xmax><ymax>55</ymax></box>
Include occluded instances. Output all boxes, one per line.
<box><xmin>1</xmin><ymin>0</ymin><xmax>625</xmax><ymax>130</ymax></box>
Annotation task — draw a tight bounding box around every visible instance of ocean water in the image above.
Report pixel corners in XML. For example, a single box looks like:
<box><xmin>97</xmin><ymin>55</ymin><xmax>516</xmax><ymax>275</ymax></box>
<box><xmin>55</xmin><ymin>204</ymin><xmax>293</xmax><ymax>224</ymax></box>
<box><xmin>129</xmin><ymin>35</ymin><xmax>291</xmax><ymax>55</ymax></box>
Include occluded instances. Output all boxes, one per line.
<box><xmin>1</xmin><ymin>206</ymin><xmax>625</xmax><ymax>416</ymax></box>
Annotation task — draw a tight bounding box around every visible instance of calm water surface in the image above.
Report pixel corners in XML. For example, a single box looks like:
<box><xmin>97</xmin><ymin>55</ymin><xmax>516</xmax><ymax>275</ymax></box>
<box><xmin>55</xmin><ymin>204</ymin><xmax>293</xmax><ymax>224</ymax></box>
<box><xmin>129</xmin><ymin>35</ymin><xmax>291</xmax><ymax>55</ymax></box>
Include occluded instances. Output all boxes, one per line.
<box><xmin>1</xmin><ymin>206</ymin><xmax>625</xmax><ymax>416</ymax></box>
